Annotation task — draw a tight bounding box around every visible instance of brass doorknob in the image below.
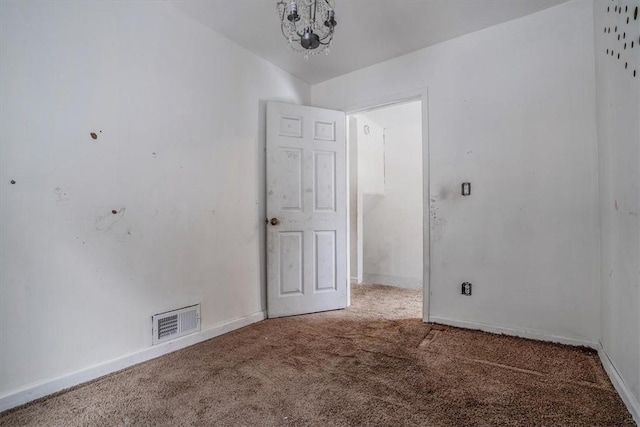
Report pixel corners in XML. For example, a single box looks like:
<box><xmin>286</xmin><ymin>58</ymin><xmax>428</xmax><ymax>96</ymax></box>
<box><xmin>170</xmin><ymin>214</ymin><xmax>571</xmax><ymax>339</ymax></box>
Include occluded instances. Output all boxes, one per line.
<box><xmin>270</xmin><ymin>218</ymin><xmax>280</xmax><ymax>226</ymax></box>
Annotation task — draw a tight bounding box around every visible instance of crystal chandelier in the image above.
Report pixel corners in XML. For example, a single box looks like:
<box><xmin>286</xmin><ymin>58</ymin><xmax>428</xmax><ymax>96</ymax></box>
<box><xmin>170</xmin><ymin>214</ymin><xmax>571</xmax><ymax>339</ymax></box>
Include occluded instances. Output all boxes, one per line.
<box><xmin>276</xmin><ymin>0</ymin><xmax>337</xmax><ymax>58</ymax></box>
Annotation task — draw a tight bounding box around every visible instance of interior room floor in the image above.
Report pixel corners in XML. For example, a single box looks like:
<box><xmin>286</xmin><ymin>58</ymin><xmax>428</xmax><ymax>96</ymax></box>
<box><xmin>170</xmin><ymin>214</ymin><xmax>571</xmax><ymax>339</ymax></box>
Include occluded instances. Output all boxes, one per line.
<box><xmin>0</xmin><ymin>284</ymin><xmax>633</xmax><ymax>426</ymax></box>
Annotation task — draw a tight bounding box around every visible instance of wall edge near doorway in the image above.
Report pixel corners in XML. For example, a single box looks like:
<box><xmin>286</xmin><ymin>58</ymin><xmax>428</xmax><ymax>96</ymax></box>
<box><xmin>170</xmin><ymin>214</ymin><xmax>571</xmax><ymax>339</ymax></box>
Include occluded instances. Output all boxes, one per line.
<box><xmin>430</xmin><ymin>316</ymin><xmax>598</xmax><ymax>348</ymax></box>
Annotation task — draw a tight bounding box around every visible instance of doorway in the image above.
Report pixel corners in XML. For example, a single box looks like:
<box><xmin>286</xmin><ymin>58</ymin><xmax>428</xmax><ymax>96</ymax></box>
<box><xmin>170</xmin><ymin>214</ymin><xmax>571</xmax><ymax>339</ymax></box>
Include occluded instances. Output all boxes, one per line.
<box><xmin>347</xmin><ymin>100</ymin><xmax>425</xmax><ymax>318</ymax></box>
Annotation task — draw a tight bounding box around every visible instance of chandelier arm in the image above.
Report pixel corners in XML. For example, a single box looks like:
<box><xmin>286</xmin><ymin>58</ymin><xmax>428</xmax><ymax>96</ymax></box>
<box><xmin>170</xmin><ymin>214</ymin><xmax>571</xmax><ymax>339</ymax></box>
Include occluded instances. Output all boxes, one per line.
<box><xmin>280</xmin><ymin>24</ymin><xmax>291</xmax><ymax>41</ymax></box>
<box><xmin>279</xmin><ymin>5</ymin><xmax>289</xmax><ymax>41</ymax></box>
<box><xmin>318</xmin><ymin>30</ymin><xmax>334</xmax><ymax>42</ymax></box>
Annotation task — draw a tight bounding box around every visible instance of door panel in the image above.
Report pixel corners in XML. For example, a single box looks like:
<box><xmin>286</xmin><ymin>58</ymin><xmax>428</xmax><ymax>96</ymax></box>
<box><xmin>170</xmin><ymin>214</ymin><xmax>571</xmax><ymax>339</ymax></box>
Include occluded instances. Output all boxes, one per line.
<box><xmin>266</xmin><ymin>102</ymin><xmax>346</xmax><ymax>318</ymax></box>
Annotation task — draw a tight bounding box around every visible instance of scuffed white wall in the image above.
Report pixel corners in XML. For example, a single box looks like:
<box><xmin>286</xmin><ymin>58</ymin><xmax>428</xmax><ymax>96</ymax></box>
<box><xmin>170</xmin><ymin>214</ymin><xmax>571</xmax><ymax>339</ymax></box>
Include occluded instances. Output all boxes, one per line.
<box><xmin>594</xmin><ymin>0</ymin><xmax>640</xmax><ymax>412</ymax></box>
<box><xmin>0</xmin><ymin>0</ymin><xmax>309</xmax><ymax>397</ymax></box>
<box><xmin>313</xmin><ymin>0</ymin><xmax>600</xmax><ymax>344</ymax></box>
<box><xmin>359</xmin><ymin>102</ymin><xmax>423</xmax><ymax>288</ymax></box>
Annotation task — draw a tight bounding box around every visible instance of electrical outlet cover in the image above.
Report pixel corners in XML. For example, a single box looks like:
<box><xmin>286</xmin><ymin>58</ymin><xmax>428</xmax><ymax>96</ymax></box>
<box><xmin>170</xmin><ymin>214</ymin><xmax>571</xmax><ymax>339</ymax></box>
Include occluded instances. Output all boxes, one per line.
<box><xmin>461</xmin><ymin>282</ymin><xmax>472</xmax><ymax>296</ymax></box>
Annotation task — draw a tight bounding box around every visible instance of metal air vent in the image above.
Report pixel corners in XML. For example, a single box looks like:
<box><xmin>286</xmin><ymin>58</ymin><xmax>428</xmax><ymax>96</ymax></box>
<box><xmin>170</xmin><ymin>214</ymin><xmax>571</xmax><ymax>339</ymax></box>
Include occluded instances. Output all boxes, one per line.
<box><xmin>152</xmin><ymin>304</ymin><xmax>200</xmax><ymax>345</ymax></box>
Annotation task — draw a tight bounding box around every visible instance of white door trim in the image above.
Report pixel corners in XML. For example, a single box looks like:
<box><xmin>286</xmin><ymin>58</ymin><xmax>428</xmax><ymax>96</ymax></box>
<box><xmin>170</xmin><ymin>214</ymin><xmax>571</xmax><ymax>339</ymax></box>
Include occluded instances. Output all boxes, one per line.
<box><xmin>343</xmin><ymin>87</ymin><xmax>431</xmax><ymax>323</ymax></box>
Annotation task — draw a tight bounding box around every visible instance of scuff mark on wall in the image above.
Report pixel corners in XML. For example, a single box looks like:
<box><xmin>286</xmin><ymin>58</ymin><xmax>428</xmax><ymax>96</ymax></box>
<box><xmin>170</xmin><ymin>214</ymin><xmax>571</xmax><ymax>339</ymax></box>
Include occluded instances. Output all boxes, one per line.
<box><xmin>95</xmin><ymin>208</ymin><xmax>125</xmax><ymax>232</ymax></box>
<box><xmin>437</xmin><ymin>186</ymin><xmax>458</xmax><ymax>201</ymax></box>
<box><xmin>53</xmin><ymin>186</ymin><xmax>70</xmax><ymax>207</ymax></box>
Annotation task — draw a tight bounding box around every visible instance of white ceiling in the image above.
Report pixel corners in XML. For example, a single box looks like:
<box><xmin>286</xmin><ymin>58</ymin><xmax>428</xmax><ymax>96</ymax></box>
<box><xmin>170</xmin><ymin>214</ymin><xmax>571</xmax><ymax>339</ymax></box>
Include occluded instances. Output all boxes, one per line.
<box><xmin>170</xmin><ymin>0</ymin><xmax>570</xmax><ymax>85</ymax></box>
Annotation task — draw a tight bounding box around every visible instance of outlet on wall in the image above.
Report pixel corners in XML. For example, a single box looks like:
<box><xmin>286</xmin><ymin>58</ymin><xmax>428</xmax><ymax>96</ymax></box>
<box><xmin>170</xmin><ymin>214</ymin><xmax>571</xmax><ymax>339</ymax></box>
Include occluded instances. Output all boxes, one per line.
<box><xmin>461</xmin><ymin>282</ymin><xmax>472</xmax><ymax>296</ymax></box>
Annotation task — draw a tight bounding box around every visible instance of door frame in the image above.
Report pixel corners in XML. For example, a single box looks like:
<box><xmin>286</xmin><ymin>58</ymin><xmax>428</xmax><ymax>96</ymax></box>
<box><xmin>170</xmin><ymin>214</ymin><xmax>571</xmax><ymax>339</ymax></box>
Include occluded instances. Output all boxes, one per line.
<box><xmin>343</xmin><ymin>87</ymin><xmax>431</xmax><ymax>323</ymax></box>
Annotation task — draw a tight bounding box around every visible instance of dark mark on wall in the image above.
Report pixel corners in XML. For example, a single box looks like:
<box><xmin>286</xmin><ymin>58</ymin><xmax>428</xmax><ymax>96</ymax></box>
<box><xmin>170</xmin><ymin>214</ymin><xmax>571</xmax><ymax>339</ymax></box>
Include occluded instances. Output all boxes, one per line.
<box><xmin>90</xmin><ymin>132</ymin><xmax>98</xmax><ymax>140</ymax></box>
<box><xmin>96</xmin><ymin>208</ymin><xmax>126</xmax><ymax>231</ymax></box>
<box><xmin>10</xmin><ymin>180</ymin><xmax>15</xmax><ymax>184</ymax></box>
<box><xmin>604</xmin><ymin>2</ymin><xmax>639</xmax><ymax>77</ymax></box>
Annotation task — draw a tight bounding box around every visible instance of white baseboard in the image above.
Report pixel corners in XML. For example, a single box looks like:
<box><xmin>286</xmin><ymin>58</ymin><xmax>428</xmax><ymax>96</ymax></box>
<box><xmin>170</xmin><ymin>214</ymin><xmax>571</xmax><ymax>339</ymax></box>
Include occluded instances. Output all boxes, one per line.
<box><xmin>598</xmin><ymin>345</ymin><xmax>640</xmax><ymax>425</ymax></box>
<box><xmin>429</xmin><ymin>316</ymin><xmax>598</xmax><ymax>349</ymax></box>
<box><xmin>0</xmin><ymin>310</ymin><xmax>266</xmax><ymax>413</ymax></box>
<box><xmin>363</xmin><ymin>273</ymin><xmax>422</xmax><ymax>289</ymax></box>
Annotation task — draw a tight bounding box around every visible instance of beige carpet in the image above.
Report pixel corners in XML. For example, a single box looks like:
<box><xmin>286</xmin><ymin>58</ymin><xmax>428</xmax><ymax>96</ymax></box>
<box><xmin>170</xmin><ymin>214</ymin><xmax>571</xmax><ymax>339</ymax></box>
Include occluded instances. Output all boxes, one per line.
<box><xmin>0</xmin><ymin>284</ymin><xmax>634</xmax><ymax>426</ymax></box>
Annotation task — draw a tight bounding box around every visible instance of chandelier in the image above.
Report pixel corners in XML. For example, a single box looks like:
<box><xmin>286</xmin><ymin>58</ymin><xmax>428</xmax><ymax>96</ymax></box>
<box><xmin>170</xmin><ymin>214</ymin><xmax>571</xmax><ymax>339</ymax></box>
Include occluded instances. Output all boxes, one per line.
<box><xmin>276</xmin><ymin>0</ymin><xmax>337</xmax><ymax>58</ymax></box>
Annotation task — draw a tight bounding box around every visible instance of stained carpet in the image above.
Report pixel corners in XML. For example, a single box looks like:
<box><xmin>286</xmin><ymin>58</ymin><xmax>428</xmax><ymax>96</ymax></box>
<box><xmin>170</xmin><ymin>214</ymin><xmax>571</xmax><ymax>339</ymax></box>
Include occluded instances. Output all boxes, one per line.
<box><xmin>0</xmin><ymin>284</ymin><xmax>634</xmax><ymax>426</ymax></box>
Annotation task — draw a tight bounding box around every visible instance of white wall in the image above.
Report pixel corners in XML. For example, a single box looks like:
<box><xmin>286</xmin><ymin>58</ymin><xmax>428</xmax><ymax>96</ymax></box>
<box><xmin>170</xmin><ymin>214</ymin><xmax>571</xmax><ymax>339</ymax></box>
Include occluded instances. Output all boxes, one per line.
<box><xmin>353</xmin><ymin>116</ymin><xmax>385</xmax><ymax>196</ymax></box>
<box><xmin>358</xmin><ymin>102</ymin><xmax>423</xmax><ymax>288</ymax></box>
<box><xmin>313</xmin><ymin>0</ymin><xmax>600</xmax><ymax>344</ymax></box>
<box><xmin>348</xmin><ymin>117</ymin><xmax>360</xmax><ymax>283</ymax></box>
<box><xmin>0</xmin><ymin>0</ymin><xmax>309</xmax><ymax>398</ymax></box>
<box><xmin>593</xmin><ymin>0</ymin><xmax>640</xmax><ymax>415</ymax></box>
<box><xmin>348</xmin><ymin>115</ymin><xmax>384</xmax><ymax>283</ymax></box>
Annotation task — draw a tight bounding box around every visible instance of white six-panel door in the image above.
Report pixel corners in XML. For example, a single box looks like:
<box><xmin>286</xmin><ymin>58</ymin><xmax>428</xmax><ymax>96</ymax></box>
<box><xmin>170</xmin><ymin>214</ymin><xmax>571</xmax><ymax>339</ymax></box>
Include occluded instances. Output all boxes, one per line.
<box><xmin>266</xmin><ymin>102</ymin><xmax>347</xmax><ymax>318</ymax></box>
